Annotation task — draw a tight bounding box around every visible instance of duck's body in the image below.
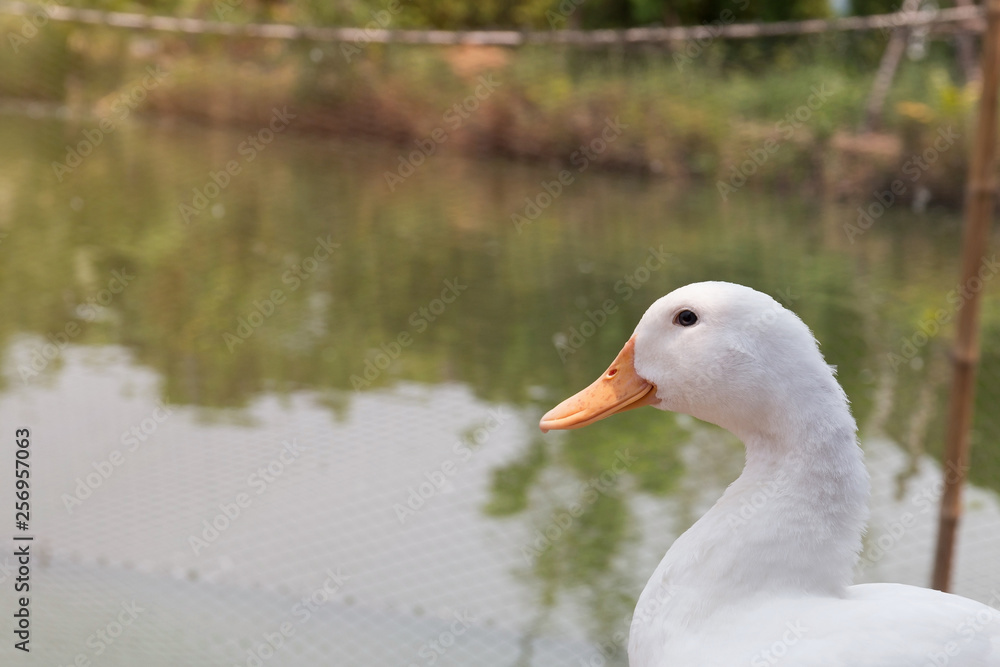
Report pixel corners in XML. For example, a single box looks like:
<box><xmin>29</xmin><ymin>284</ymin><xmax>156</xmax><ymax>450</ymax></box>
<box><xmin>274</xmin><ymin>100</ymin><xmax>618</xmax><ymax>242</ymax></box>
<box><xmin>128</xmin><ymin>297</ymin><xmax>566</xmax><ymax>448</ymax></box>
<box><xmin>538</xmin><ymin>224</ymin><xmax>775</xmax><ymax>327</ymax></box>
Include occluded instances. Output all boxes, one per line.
<box><xmin>633</xmin><ymin>582</ymin><xmax>1000</xmax><ymax>666</ymax></box>
<box><xmin>540</xmin><ymin>282</ymin><xmax>1000</xmax><ymax>666</ymax></box>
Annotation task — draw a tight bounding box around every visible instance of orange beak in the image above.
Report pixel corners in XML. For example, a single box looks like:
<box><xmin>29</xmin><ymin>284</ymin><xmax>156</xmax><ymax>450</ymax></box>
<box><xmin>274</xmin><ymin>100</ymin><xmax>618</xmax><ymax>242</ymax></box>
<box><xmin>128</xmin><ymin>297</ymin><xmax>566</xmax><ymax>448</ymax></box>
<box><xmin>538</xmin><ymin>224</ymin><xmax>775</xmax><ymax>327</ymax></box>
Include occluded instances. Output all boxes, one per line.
<box><xmin>540</xmin><ymin>335</ymin><xmax>657</xmax><ymax>432</ymax></box>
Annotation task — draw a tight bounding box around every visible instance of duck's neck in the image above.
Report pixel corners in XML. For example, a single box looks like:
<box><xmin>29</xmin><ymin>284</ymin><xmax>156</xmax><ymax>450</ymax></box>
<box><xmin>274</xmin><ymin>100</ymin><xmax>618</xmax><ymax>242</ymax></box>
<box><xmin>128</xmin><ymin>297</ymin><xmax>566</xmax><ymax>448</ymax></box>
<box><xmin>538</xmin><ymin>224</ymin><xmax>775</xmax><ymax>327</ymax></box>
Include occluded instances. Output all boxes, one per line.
<box><xmin>635</xmin><ymin>397</ymin><xmax>870</xmax><ymax>632</ymax></box>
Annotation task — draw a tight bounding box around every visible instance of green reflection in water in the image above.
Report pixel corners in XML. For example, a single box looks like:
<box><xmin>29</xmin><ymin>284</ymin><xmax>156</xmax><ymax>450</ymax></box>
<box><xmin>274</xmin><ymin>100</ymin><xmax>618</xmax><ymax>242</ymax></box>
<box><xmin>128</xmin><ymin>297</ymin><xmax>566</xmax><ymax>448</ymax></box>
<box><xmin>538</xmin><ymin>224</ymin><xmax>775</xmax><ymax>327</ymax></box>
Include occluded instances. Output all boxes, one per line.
<box><xmin>3</xmin><ymin>111</ymin><xmax>999</xmax><ymax>657</ymax></box>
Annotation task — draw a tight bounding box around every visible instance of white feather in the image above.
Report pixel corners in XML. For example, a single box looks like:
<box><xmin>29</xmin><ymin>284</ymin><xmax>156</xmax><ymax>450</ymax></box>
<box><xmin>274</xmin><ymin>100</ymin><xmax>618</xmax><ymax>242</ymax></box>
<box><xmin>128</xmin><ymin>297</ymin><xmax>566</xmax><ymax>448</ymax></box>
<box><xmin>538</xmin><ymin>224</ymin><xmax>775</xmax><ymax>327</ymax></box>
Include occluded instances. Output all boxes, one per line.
<box><xmin>624</xmin><ymin>282</ymin><xmax>1000</xmax><ymax>666</ymax></box>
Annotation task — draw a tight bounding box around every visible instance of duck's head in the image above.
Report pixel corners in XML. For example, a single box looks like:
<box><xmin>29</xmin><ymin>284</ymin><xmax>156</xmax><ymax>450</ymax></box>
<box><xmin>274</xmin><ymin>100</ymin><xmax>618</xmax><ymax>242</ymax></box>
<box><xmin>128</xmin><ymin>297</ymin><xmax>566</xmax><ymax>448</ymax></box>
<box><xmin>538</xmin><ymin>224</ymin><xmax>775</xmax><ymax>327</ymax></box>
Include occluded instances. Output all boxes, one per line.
<box><xmin>540</xmin><ymin>281</ymin><xmax>846</xmax><ymax>441</ymax></box>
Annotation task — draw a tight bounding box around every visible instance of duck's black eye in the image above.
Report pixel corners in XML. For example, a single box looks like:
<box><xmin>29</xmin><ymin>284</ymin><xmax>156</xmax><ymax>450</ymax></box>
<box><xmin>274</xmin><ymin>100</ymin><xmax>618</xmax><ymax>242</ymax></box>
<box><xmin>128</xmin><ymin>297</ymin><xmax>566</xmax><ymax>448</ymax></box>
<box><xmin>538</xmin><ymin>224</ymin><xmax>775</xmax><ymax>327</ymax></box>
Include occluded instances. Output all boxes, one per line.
<box><xmin>675</xmin><ymin>309</ymin><xmax>698</xmax><ymax>327</ymax></box>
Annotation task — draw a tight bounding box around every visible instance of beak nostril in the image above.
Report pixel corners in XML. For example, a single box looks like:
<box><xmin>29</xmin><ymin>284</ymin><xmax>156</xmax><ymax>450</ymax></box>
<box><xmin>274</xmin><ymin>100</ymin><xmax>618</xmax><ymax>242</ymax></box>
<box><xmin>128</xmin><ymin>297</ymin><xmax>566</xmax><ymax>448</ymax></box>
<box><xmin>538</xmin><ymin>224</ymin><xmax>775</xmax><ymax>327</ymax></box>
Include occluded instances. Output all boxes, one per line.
<box><xmin>607</xmin><ymin>368</ymin><xmax>618</xmax><ymax>377</ymax></box>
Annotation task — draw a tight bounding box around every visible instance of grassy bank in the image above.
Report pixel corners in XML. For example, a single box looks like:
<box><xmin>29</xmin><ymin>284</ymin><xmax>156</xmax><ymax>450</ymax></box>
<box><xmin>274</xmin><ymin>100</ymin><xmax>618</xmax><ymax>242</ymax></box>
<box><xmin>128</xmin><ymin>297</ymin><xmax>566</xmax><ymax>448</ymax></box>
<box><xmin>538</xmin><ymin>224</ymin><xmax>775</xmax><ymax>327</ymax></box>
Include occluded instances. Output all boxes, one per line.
<box><xmin>0</xmin><ymin>18</ymin><xmax>979</xmax><ymax>206</ymax></box>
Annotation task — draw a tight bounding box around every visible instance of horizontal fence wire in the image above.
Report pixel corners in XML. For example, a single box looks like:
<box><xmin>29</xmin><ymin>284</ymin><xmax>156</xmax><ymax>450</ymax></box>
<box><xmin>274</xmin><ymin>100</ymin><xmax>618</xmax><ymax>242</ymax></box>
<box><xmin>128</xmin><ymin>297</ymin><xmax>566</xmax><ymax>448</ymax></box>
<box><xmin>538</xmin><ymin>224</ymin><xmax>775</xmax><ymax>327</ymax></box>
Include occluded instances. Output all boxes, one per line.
<box><xmin>0</xmin><ymin>1</ymin><xmax>987</xmax><ymax>45</ymax></box>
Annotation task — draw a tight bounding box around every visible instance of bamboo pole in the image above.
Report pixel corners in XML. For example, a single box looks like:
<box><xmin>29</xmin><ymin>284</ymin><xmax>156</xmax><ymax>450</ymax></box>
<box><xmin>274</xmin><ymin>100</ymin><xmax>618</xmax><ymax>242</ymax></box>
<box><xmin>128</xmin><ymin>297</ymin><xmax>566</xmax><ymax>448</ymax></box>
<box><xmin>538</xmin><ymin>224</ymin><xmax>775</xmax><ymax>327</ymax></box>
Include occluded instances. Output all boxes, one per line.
<box><xmin>931</xmin><ymin>0</ymin><xmax>1000</xmax><ymax>593</ymax></box>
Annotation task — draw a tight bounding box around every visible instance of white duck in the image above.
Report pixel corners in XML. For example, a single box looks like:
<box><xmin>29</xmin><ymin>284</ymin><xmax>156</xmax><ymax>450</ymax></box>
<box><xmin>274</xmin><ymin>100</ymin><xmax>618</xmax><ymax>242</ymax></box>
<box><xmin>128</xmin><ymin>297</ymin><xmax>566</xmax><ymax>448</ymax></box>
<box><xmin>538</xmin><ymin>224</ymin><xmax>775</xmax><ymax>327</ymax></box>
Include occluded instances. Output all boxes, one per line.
<box><xmin>540</xmin><ymin>281</ymin><xmax>1000</xmax><ymax>666</ymax></box>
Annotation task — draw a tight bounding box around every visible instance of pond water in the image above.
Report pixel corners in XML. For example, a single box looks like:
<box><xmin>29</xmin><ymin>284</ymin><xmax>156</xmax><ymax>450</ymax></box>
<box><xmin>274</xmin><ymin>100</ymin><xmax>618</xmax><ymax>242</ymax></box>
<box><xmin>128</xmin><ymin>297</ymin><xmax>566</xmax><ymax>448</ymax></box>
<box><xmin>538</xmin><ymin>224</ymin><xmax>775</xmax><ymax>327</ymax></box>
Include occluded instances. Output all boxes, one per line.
<box><xmin>0</xmin><ymin>109</ymin><xmax>998</xmax><ymax>666</ymax></box>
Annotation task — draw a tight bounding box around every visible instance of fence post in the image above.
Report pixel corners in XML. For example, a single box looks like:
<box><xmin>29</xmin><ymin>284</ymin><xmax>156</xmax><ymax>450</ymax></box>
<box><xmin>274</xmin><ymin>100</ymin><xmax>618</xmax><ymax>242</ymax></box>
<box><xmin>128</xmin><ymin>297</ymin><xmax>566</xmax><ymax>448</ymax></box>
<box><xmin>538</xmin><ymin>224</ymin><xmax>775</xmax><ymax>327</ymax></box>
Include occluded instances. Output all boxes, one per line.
<box><xmin>863</xmin><ymin>0</ymin><xmax>920</xmax><ymax>132</ymax></box>
<box><xmin>931</xmin><ymin>0</ymin><xmax>1000</xmax><ymax>593</ymax></box>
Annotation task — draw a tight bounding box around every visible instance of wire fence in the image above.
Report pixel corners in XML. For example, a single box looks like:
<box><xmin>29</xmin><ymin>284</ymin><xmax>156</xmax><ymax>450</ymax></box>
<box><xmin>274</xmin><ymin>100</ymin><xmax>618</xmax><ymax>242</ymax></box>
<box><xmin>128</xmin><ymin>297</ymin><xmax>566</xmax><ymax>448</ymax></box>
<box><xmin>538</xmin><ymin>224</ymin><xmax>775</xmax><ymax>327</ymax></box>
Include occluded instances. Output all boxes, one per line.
<box><xmin>0</xmin><ymin>0</ymin><xmax>987</xmax><ymax>45</ymax></box>
<box><xmin>1</xmin><ymin>3</ymin><xmax>999</xmax><ymax>666</ymax></box>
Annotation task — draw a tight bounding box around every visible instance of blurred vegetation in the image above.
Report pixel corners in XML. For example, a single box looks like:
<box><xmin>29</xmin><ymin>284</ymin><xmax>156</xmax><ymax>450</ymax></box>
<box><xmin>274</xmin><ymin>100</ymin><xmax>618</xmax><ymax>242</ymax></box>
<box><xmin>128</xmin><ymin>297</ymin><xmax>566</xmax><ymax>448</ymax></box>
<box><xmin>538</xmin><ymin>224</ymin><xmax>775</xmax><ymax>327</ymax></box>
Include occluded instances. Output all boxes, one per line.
<box><xmin>1</xmin><ymin>107</ymin><xmax>998</xmax><ymax>488</ymax></box>
<box><xmin>2</xmin><ymin>87</ymin><xmax>999</xmax><ymax>648</ymax></box>
<box><xmin>29</xmin><ymin>0</ymin><xmax>839</xmax><ymax>29</ymax></box>
<box><xmin>0</xmin><ymin>13</ymin><xmax>984</xmax><ymax>204</ymax></box>
<box><xmin>2</xmin><ymin>1</ymin><xmax>998</xmax><ymax>642</ymax></box>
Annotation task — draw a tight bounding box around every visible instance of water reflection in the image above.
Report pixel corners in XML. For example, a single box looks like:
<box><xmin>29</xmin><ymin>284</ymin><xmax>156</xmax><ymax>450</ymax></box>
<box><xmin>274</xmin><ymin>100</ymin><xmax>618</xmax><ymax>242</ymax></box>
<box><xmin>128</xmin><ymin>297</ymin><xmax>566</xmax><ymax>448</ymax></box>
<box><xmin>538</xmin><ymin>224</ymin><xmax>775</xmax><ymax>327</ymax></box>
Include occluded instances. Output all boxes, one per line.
<box><xmin>1</xmin><ymin>110</ymin><xmax>999</xmax><ymax>665</ymax></box>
